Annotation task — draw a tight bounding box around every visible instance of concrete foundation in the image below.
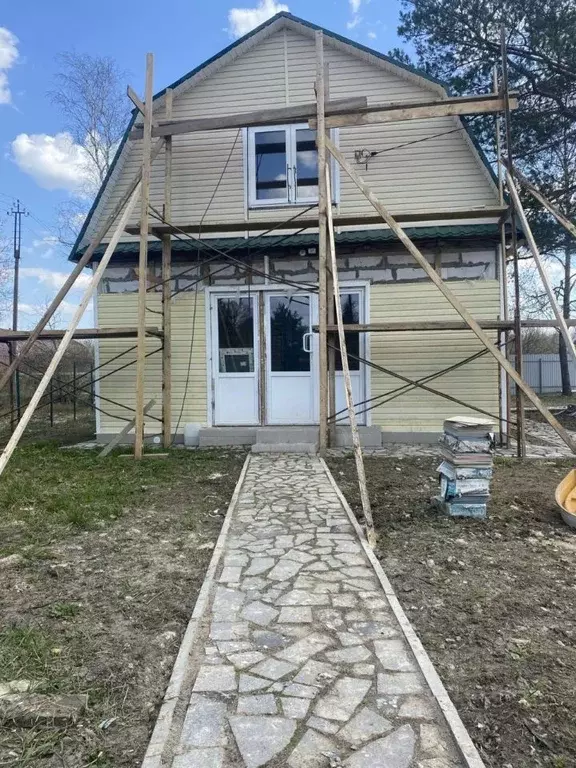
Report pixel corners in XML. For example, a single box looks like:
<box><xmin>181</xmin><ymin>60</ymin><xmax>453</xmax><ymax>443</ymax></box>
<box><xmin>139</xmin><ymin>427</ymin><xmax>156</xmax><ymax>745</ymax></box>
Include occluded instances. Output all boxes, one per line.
<box><xmin>334</xmin><ymin>425</ymin><xmax>383</xmax><ymax>447</ymax></box>
<box><xmin>96</xmin><ymin>425</ymin><xmax>449</xmax><ymax>448</ymax></box>
<box><xmin>198</xmin><ymin>427</ymin><xmax>257</xmax><ymax>447</ymax></box>
<box><xmin>196</xmin><ymin>425</ymin><xmax>384</xmax><ymax>449</ymax></box>
<box><xmin>381</xmin><ymin>431</ymin><xmax>442</xmax><ymax>444</ymax></box>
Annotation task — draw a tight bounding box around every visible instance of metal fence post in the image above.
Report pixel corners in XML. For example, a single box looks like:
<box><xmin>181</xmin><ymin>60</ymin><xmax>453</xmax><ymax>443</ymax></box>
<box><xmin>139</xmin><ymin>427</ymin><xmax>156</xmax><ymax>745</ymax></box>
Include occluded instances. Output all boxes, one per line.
<box><xmin>90</xmin><ymin>368</ymin><xmax>96</xmax><ymax>420</ymax></box>
<box><xmin>539</xmin><ymin>358</ymin><xmax>543</xmax><ymax>394</ymax></box>
<box><xmin>73</xmin><ymin>362</ymin><xmax>77</xmax><ymax>421</ymax></box>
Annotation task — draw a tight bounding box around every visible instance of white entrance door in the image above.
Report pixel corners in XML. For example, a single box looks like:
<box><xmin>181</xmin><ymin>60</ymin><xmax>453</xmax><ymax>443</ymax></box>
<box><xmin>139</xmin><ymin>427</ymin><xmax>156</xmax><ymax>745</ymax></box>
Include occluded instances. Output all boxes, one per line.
<box><xmin>212</xmin><ymin>294</ymin><xmax>259</xmax><ymax>425</ymax></box>
<box><xmin>265</xmin><ymin>292</ymin><xmax>316</xmax><ymax>424</ymax></box>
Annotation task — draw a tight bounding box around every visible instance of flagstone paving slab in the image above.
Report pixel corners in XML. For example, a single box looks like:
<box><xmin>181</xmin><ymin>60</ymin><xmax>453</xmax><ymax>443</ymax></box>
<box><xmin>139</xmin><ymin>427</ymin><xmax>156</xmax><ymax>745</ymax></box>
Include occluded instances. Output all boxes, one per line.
<box><xmin>160</xmin><ymin>455</ymin><xmax>479</xmax><ymax>768</ymax></box>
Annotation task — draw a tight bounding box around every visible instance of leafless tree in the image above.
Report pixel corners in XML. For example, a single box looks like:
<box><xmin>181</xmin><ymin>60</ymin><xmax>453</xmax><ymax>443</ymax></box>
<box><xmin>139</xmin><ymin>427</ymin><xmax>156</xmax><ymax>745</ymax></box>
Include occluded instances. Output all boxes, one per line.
<box><xmin>49</xmin><ymin>52</ymin><xmax>130</xmax><ymax>246</ymax></box>
<box><xmin>49</xmin><ymin>52</ymin><xmax>129</xmax><ymax>186</ymax></box>
<box><xmin>522</xmin><ymin>328</ymin><xmax>559</xmax><ymax>354</ymax></box>
<box><xmin>513</xmin><ymin>126</ymin><xmax>576</xmax><ymax>394</ymax></box>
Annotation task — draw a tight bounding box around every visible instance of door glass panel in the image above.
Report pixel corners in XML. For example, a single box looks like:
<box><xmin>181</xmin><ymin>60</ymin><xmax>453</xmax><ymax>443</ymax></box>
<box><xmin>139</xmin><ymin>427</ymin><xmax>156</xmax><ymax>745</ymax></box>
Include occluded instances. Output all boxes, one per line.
<box><xmin>255</xmin><ymin>130</ymin><xmax>287</xmax><ymax>200</ymax></box>
<box><xmin>270</xmin><ymin>295</ymin><xmax>310</xmax><ymax>372</ymax></box>
<box><xmin>217</xmin><ymin>297</ymin><xmax>254</xmax><ymax>373</ymax></box>
<box><xmin>335</xmin><ymin>293</ymin><xmax>360</xmax><ymax>371</ymax></box>
<box><xmin>295</xmin><ymin>128</ymin><xmax>318</xmax><ymax>200</ymax></box>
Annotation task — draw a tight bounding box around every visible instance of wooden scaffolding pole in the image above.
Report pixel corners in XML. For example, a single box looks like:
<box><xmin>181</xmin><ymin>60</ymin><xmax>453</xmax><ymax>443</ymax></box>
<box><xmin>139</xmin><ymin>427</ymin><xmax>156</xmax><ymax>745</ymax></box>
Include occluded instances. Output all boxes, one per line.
<box><xmin>311</xmin><ymin>93</ymin><xmax>518</xmax><ymax>131</ymax></box>
<box><xmin>513</xmin><ymin>165</ymin><xmax>576</xmax><ymax>241</ymax></box>
<box><xmin>134</xmin><ymin>53</ymin><xmax>154</xmax><ymax>460</ymax></box>
<box><xmin>326</xmin><ymin>166</ymin><xmax>375</xmax><ymax>545</ymax></box>
<box><xmin>0</xmin><ymin>188</ymin><xmax>140</xmax><ymax>478</ymax></box>
<box><xmin>323</xmin><ymin>63</ymin><xmax>336</xmax><ymax>447</ymax></box>
<box><xmin>494</xmin><ymin>66</ymin><xmax>510</xmax><ymax>446</ymax></box>
<box><xmin>99</xmin><ymin>398</ymin><xmax>156</xmax><ymax>458</ymax></box>
<box><xmin>162</xmin><ymin>88</ymin><xmax>173</xmax><ymax>449</ymax></box>
<box><xmin>316</xmin><ymin>30</ymin><xmax>329</xmax><ymax>453</ymax></box>
<box><xmin>501</xmin><ymin>25</ymin><xmax>525</xmax><ymax>458</ymax></box>
<box><xmin>324</xmin><ymin>136</ymin><xmax>576</xmax><ymax>453</ymax></box>
<box><xmin>131</xmin><ymin>97</ymin><xmax>367</xmax><ymax>139</ymax></box>
<box><xmin>506</xmin><ymin>169</ymin><xmax>576</xmax><ymax>365</ymax></box>
<box><xmin>318</xmin><ymin>319</ymin><xmax>576</xmax><ymax>332</ymax></box>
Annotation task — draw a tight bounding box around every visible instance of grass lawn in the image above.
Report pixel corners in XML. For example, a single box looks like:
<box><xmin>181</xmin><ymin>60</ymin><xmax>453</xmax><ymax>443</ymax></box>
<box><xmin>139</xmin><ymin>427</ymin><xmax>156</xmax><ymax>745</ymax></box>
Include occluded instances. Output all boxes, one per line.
<box><xmin>328</xmin><ymin>455</ymin><xmax>576</xmax><ymax>768</ymax></box>
<box><xmin>0</xmin><ymin>442</ymin><xmax>246</xmax><ymax>767</ymax></box>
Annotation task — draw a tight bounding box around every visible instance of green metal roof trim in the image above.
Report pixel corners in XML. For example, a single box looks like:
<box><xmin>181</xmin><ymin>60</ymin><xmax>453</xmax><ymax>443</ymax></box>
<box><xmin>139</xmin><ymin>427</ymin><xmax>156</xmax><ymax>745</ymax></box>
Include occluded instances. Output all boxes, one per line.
<box><xmin>84</xmin><ymin>224</ymin><xmax>501</xmax><ymax>259</ymax></box>
<box><xmin>69</xmin><ymin>12</ymin><xmax>496</xmax><ymax>263</ymax></box>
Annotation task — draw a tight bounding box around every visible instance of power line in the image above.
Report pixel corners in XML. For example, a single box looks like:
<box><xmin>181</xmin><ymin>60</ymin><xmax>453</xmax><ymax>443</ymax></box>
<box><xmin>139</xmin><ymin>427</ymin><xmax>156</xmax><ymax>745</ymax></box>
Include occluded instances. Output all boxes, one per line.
<box><xmin>171</xmin><ymin>128</ymin><xmax>241</xmax><ymax>443</ymax></box>
<box><xmin>147</xmin><ymin>206</ymin><xmax>320</xmax><ymax>293</ymax></box>
<box><xmin>0</xmin><ymin>359</ymin><xmax>133</xmax><ymax>426</ymax></box>
<box><xmin>328</xmin><ymin>341</ymin><xmax>513</xmax><ymax>427</ymax></box>
<box><xmin>330</xmin><ymin>334</ymin><xmax>518</xmax><ymax>424</ymax></box>
<box><xmin>143</xmin><ymin>202</ymin><xmax>318</xmax><ymax>295</ymax></box>
<box><xmin>358</xmin><ymin>115</ymin><xmax>483</xmax><ymax>161</ymax></box>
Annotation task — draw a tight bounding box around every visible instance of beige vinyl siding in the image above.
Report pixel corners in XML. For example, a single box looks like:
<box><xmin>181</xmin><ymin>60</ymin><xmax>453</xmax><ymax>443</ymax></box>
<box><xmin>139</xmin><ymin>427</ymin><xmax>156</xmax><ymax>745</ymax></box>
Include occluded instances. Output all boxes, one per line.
<box><xmin>96</xmin><ymin>292</ymin><xmax>206</xmax><ymax>434</ymax></box>
<box><xmin>83</xmin><ymin>23</ymin><xmax>499</xmax><ymax>248</ymax></box>
<box><xmin>369</xmin><ymin>281</ymin><xmax>501</xmax><ymax>433</ymax></box>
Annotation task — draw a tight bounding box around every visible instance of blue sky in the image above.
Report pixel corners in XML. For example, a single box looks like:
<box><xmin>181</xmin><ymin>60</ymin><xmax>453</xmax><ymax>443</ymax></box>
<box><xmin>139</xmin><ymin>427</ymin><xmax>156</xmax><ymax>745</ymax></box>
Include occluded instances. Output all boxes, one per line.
<box><xmin>0</xmin><ymin>0</ymin><xmax>406</xmax><ymax>328</ymax></box>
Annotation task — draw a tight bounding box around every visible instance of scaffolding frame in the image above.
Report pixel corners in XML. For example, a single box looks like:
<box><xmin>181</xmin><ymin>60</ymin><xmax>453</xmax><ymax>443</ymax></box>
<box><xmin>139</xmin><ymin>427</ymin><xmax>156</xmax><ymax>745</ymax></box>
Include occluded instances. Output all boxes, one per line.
<box><xmin>1</xmin><ymin>33</ymin><xmax>576</xmax><ymax>543</ymax></box>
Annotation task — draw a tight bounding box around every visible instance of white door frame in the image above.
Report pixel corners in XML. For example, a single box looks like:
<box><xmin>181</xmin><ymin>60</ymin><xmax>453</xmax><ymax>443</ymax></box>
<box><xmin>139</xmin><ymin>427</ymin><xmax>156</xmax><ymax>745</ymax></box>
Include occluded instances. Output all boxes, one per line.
<box><xmin>209</xmin><ymin>291</ymin><xmax>260</xmax><ymax>426</ymax></box>
<box><xmin>206</xmin><ymin>282</ymin><xmax>370</xmax><ymax>427</ymax></box>
<box><xmin>265</xmin><ymin>290</ymin><xmax>317</xmax><ymax>425</ymax></box>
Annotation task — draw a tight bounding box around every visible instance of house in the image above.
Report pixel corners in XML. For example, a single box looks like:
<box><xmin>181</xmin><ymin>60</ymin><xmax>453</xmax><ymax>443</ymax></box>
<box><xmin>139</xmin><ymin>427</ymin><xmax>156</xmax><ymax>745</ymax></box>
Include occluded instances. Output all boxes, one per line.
<box><xmin>70</xmin><ymin>12</ymin><xmax>506</xmax><ymax>447</ymax></box>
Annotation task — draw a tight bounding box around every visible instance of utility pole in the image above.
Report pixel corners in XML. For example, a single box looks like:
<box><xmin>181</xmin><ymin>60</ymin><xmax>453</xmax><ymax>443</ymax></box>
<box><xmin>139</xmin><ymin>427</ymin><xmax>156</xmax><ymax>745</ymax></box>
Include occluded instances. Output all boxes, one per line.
<box><xmin>7</xmin><ymin>200</ymin><xmax>28</xmax><ymax>430</ymax></box>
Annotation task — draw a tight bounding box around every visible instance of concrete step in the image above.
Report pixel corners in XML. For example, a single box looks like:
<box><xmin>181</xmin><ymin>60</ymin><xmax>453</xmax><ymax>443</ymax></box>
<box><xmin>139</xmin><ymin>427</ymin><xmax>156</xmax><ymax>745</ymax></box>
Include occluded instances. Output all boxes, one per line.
<box><xmin>251</xmin><ymin>442</ymin><xmax>318</xmax><ymax>454</ymax></box>
<box><xmin>255</xmin><ymin>427</ymin><xmax>319</xmax><ymax>444</ymax></box>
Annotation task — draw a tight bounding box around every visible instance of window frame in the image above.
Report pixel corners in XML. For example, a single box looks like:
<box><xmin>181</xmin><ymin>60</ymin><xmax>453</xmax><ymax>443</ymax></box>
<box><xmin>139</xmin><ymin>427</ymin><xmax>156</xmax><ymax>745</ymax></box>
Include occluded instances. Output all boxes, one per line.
<box><xmin>246</xmin><ymin>123</ymin><xmax>338</xmax><ymax>208</ymax></box>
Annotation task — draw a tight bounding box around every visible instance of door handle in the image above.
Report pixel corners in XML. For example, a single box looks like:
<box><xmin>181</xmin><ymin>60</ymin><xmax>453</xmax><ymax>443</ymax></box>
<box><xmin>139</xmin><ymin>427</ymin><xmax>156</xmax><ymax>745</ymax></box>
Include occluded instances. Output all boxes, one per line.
<box><xmin>302</xmin><ymin>332</ymin><xmax>312</xmax><ymax>353</ymax></box>
<box><xmin>287</xmin><ymin>164</ymin><xmax>293</xmax><ymax>200</ymax></box>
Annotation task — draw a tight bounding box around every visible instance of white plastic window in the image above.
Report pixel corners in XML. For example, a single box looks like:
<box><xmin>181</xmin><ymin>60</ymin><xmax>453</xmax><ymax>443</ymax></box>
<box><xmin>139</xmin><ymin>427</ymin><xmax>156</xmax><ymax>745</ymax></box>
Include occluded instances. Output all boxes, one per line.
<box><xmin>247</xmin><ymin>124</ymin><xmax>337</xmax><ymax>207</ymax></box>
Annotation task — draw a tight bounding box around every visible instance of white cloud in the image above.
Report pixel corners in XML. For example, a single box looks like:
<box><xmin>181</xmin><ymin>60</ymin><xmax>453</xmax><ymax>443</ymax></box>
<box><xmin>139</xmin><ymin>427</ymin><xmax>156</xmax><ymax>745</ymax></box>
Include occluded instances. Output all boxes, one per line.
<box><xmin>228</xmin><ymin>0</ymin><xmax>289</xmax><ymax>38</ymax></box>
<box><xmin>20</xmin><ymin>267</ymin><xmax>91</xmax><ymax>291</ymax></box>
<box><xmin>0</xmin><ymin>27</ymin><xmax>19</xmax><ymax>105</ymax></box>
<box><xmin>22</xmin><ymin>235</ymin><xmax>62</xmax><ymax>262</ymax></box>
<box><xmin>32</xmin><ymin>236</ymin><xmax>59</xmax><ymax>248</ymax></box>
<box><xmin>346</xmin><ymin>0</ymin><xmax>363</xmax><ymax>30</ymax></box>
<box><xmin>367</xmin><ymin>31</ymin><xmax>377</xmax><ymax>40</ymax></box>
<box><xmin>11</xmin><ymin>132</ymin><xmax>96</xmax><ymax>195</ymax></box>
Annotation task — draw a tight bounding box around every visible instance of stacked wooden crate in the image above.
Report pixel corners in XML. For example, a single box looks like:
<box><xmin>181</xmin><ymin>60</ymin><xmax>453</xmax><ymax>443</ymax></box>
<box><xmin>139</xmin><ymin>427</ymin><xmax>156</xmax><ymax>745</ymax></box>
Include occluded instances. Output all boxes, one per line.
<box><xmin>433</xmin><ymin>416</ymin><xmax>494</xmax><ymax>518</ymax></box>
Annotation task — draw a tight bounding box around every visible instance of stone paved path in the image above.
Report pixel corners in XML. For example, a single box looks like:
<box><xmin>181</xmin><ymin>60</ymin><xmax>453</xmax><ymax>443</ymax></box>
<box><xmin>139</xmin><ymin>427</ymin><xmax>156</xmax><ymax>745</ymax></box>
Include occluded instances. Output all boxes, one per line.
<box><xmin>161</xmin><ymin>455</ymin><xmax>480</xmax><ymax>768</ymax></box>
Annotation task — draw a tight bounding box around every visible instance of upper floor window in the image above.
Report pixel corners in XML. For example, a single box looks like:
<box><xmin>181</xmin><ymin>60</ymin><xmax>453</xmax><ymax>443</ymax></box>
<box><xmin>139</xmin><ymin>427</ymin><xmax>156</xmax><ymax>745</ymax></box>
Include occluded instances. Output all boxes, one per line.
<box><xmin>248</xmin><ymin>123</ymin><xmax>334</xmax><ymax>207</ymax></box>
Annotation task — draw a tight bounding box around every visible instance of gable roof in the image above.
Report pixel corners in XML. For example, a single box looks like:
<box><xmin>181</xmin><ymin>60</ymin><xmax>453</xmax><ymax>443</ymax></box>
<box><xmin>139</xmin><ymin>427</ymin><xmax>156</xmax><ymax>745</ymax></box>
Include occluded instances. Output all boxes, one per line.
<box><xmin>70</xmin><ymin>12</ymin><xmax>491</xmax><ymax>261</ymax></box>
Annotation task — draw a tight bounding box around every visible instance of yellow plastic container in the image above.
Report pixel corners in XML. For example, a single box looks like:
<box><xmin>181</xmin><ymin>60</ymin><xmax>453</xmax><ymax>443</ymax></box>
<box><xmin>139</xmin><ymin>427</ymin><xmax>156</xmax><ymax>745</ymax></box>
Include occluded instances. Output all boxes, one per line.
<box><xmin>554</xmin><ymin>468</ymin><xmax>576</xmax><ymax>529</ymax></box>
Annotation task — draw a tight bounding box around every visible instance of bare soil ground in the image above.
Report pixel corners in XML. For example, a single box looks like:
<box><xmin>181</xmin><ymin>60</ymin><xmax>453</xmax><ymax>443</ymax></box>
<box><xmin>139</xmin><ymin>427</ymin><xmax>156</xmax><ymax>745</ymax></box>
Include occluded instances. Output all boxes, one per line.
<box><xmin>327</xmin><ymin>455</ymin><xmax>576</xmax><ymax>768</ymax></box>
<box><xmin>0</xmin><ymin>443</ymin><xmax>246</xmax><ymax>767</ymax></box>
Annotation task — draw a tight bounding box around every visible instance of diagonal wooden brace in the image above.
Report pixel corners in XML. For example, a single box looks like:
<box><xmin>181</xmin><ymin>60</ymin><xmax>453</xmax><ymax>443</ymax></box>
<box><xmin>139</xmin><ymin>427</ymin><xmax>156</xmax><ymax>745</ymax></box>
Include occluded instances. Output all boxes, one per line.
<box><xmin>0</xmin><ymin>137</ymin><xmax>165</xmax><ymax>396</ymax></box>
<box><xmin>324</xmin><ymin>136</ymin><xmax>576</xmax><ymax>454</ymax></box>
<box><xmin>506</xmin><ymin>170</ymin><xmax>576</xmax><ymax>366</ymax></box>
